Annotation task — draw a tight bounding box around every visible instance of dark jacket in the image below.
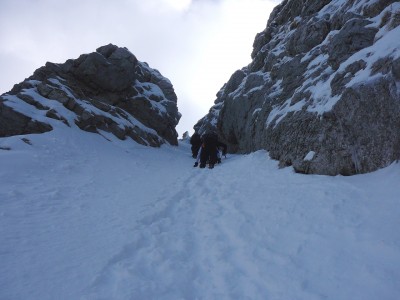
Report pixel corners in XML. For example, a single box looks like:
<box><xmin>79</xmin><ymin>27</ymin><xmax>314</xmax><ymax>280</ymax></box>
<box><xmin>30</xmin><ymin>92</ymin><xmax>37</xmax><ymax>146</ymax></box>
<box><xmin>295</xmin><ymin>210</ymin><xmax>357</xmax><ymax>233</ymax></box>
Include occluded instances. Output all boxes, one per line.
<box><xmin>190</xmin><ymin>133</ymin><xmax>202</xmax><ymax>146</ymax></box>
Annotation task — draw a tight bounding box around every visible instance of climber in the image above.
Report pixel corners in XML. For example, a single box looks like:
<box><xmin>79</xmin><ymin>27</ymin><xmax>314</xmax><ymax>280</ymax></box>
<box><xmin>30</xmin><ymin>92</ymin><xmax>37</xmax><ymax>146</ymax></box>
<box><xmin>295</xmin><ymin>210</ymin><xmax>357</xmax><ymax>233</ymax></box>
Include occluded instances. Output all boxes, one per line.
<box><xmin>190</xmin><ymin>131</ymin><xmax>202</xmax><ymax>158</ymax></box>
<box><xmin>194</xmin><ymin>141</ymin><xmax>227</xmax><ymax>167</ymax></box>
<box><xmin>199</xmin><ymin>131</ymin><xmax>219</xmax><ymax>169</ymax></box>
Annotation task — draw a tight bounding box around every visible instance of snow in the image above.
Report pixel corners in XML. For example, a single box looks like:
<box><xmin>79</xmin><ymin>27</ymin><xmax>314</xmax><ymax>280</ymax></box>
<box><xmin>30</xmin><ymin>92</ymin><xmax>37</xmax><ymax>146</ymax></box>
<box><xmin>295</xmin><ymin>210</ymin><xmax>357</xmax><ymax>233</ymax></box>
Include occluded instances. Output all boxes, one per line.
<box><xmin>304</xmin><ymin>151</ymin><xmax>316</xmax><ymax>161</ymax></box>
<box><xmin>266</xmin><ymin>97</ymin><xmax>306</xmax><ymax>127</ymax></box>
<box><xmin>1</xmin><ymin>128</ymin><xmax>400</xmax><ymax>300</ymax></box>
<box><xmin>3</xmin><ymin>81</ymin><xmax>163</xmax><ymax>140</ymax></box>
<box><xmin>134</xmin><ymin>80</ymin><xmax>169</xmax><ymax>116</ymax></box>
<box><xmin>48</xmin><ymin>77</ymin><xmax>76</xmax><ymax>98</ymax></box>
<box><xmin>264</xmin><ymin>0</ymin><xmax>400</xmax><ymax>122</ymax></box>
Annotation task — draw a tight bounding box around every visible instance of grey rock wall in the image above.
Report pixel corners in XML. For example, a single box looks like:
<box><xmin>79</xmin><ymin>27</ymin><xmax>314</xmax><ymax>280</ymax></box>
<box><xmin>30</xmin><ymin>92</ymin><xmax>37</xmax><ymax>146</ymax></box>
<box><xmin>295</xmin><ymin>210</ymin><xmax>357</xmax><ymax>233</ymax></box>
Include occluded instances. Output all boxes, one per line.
<box><xmin>195</xmin><ymin>0</ymin><xmax>400</xmax><ymax>175</ymax></box>
<box><xmin>0</xmin><ymin>44</ymin><xmax>181</xmax><ymax>146</ymax></box>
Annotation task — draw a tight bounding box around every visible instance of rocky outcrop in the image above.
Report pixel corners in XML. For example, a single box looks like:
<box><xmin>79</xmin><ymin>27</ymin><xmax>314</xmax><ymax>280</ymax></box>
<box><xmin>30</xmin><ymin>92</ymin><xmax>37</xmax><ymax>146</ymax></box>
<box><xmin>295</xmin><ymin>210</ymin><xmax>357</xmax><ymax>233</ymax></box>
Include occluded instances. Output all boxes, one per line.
<box><xmin>0</xmin><ymin>44</ymin><xmax>181</xmax><ymax>146</ymax></box>
<box><xmin>195</xmin><ymin>0</ymin><xmax>400</xmax><ymax>175</ymax></box>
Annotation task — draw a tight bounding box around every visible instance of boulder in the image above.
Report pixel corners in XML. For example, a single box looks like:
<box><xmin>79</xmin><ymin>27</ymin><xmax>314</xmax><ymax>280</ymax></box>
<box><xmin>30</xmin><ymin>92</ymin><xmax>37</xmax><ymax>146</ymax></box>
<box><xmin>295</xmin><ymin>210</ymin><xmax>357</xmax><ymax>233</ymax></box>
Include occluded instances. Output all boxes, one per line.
<box><xmin>0</xmin><ymin>44</ymin><xmax>181</xmax><ymax>146</ymax></box>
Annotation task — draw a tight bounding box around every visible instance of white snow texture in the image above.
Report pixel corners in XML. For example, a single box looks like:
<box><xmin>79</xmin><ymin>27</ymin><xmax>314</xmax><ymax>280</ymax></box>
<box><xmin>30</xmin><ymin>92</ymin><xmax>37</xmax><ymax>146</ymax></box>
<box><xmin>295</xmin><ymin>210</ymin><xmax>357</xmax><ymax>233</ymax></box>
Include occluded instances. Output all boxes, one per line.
<box><xmin>1</xmin><ymin>125</ymin><xmax>399</xmax><ymax>300</ymax></box>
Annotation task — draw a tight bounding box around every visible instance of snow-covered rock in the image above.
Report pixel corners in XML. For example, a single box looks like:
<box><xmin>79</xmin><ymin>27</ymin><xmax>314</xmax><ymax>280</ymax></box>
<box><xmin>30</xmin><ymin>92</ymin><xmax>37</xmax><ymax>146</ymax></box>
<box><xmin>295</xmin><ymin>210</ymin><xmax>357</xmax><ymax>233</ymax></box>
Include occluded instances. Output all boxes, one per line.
<box><xmin>195</xmin><ymin>0</ymin><xmax>400</xmax><ymax>175</ymax></box>
<box><xmin>0</xmin><ymin>44</ymin><xmax>181</xmax><ymax>146</ymax></box>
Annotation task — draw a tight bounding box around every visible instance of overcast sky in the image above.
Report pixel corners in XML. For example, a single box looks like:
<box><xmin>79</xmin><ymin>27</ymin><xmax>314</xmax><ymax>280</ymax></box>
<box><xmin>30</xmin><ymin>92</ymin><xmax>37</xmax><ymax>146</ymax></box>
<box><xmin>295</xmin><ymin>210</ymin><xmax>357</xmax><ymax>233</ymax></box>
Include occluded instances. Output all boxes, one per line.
<box><xmin>0</xmin><ymin>0</ymin><xmax>280</xmax><ymax>135</ymax></box>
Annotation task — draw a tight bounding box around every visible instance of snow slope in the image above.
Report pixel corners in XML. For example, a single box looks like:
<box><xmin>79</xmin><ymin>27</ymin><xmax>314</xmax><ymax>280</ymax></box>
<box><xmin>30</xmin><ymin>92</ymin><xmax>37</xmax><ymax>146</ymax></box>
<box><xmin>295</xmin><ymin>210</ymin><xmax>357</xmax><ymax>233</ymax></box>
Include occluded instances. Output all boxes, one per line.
<box><xmin>1</xmin><ymin>129</ymin><xmax>400</xmax><ymax>300</ymax></box>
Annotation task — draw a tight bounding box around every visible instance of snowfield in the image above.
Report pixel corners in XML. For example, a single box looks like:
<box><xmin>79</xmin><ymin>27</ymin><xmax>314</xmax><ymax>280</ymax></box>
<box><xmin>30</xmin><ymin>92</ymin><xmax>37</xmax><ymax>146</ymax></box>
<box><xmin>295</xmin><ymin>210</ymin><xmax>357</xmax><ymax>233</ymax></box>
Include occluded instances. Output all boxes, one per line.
<box><xmin>1</xmin><ymin>128</ymin><xmax>399</xmax><ymax>300</ymax></box>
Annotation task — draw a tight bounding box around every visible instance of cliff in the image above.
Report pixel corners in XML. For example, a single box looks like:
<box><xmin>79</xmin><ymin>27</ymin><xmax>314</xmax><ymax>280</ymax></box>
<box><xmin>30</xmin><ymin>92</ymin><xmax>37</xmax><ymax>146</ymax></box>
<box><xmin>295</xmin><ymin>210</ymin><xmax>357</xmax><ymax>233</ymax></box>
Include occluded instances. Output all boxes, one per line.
<box><xmin>195</xmin><ymin>0</ymin><xmax>400</xmax><ymax>175</ymax></box>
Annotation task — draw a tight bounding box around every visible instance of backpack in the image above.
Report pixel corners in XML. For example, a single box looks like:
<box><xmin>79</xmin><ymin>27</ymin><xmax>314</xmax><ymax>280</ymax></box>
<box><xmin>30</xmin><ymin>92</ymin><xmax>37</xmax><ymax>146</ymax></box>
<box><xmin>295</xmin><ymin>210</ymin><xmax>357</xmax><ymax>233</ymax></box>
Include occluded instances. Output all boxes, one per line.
<box><xmin>190</xmin><ymin>133</ymin><xmax>201</xmax><ymax>145</ymax></box>
<box><xmin>202</xmin><ymin>132</ymin><xmax>218</xmax><ymax>147</ymax></box>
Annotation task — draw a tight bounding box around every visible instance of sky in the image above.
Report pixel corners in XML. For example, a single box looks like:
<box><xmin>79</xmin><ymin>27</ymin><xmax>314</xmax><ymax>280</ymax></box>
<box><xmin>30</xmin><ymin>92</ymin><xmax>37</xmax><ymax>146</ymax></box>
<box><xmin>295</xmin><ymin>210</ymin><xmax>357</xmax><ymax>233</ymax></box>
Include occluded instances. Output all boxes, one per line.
<box><xmin>0</xmin><ymin>0</ymin><xmax>280</xmax><ymax>136</ymax></box>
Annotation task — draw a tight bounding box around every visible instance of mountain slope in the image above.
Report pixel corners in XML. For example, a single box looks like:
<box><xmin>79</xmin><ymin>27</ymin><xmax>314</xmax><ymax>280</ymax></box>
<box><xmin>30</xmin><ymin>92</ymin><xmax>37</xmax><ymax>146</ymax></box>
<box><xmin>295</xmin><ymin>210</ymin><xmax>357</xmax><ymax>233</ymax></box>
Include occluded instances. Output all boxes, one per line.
<box><xmin>1</xmin><ymin>129</ymin><xmax>399</xmax><ymax>299</ymax></box>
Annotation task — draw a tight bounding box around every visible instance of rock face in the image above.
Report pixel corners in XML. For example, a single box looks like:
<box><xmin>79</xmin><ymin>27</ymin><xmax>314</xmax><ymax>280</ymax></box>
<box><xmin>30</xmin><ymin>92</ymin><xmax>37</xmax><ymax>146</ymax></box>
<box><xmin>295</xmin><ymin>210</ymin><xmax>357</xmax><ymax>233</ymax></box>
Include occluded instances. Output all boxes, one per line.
<box><xmin>0</xmin><ymin>44</ymin><xmax>181</xmax><ymax>146</ymax></box>
<box><xmin>195</xmin><ymin>0</ymin><xmax>400</xmax><ymax>175</ymax></box>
